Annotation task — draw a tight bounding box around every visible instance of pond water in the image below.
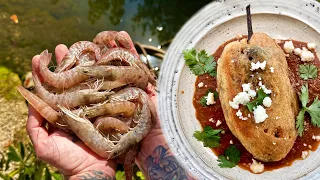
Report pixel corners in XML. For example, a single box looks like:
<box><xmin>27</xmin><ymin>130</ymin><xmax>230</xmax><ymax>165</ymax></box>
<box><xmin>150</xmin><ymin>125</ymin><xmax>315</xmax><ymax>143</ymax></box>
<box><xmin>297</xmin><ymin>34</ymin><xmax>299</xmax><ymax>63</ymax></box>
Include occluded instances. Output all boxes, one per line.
<box><xmin>0</xmin><ymin>0</ymin><xmax>212</xmax><ymax>78</ymax></box>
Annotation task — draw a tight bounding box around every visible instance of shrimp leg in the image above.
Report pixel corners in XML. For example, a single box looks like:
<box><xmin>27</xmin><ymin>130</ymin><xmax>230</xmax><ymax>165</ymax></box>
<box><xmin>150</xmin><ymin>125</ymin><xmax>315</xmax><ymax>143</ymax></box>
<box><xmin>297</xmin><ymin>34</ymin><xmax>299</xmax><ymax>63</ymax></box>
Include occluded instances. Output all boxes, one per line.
<box><xmin>55</xmin><ymin>41</ymin><xmax>101</xmax><ymax>73</ymax></box>
<box><xmin>82</xmin><ymin>101</ymin><xmax>136</xmax><ymax>118</ymax></box>
<box><xmin>38</xmin><ymin>50</ymin><xmax>92</xmax><ymax>89</ymax></box>
<box><xmin>94</xmin><ymin>116</ymin><xmax>129</xmax><ymax>134</ymax></box>
<box><xmin>58</xmin><ymin>105</ymin><xmax>114</xmax><ymax>158</ymax></box>
<box><xmin>97</xmin><ymin>47</ymin><xmax>157</xmax><ymax>85</ymax></box>
<box><xmin>33</xmin><ymin>72</ymin><xmax>113</xmax><ymax>110</ymax></box>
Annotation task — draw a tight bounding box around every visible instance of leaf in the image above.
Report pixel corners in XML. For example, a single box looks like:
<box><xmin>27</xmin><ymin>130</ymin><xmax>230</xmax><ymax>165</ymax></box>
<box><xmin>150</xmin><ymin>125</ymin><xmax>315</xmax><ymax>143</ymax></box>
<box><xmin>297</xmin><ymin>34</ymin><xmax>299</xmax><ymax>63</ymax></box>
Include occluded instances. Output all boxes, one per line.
<box><xmin>51</xmin><ymin>172</ymin><xmax>63</xmax><ymax>180</ymax></box>
<box><xmin>115</xmin><ymin>170</ymin><xmax>125</xmax><ymax>180</ymax></box>
<box><xmin>296</xmin><ymin>109</ymin><xmax>306</xmax><ymax>137</ymax></box>
<box><xmin>183</xmin><ymin>48</ymin><xmax>216</xmax><ymax>77</ymax></box>
<box><xmin>300</xmin><ymin>84</ymin><xmax>309</xmax><ymax>107</ymax></box>
<box><xmin>19</xmin><ymin>142</ymin><xmax>25</xmax><ymax>160</ymax></box>
<box><xmin>193</xmin><ymin>126</ymin><xmax>221</xmax><ymax>148</ymax></box>
<box><xmin>299</xmin><ymin>64</ymin><xmax>318</xmax><ymax>80</ymax></box>
<box><xmin>306</xmin><ymin>97</ymin><xmax>320</xmax><ymax>127</ymax></box>
<box><xmin>217</xmin><ymin>145</ymin><xmax>241</xmax><ymax>168</ymax></box>
<box><xmin>200</xmin><ymin>96</ymin><xmax>207</xmax><ymax>106</ymax></box>
<box><xmin>246</xmin><ymin>89</ymin><xmax>268</xmax><ymax>112</ymax></box>
<box><xmin>7</xmin><ymin>146</ymin><xmax>21</xmax><ymax>162</ymax></box>
<box><xmin>0</xmin><ymin>173</ymin><xmax>11</xmax><ymax>180</ymax></box>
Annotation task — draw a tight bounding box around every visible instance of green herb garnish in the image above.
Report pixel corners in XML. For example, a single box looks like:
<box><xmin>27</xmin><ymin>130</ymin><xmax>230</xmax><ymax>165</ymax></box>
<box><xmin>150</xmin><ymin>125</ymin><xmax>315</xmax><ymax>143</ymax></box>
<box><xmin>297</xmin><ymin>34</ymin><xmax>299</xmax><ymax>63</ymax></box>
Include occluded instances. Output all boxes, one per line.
<box><xmin>200</xmin><ymin>89</ymin><xmax>218</xmax><ymax>106</ymax></box>
<box><xmin>299</xmin><ymin>64</ymin><xmax>318</xmax><ymax>80</ymax></box>
<box><xmin>183</xmin><ymin>48</ymin><xmax>216</xmax><ymax>76</ymax></box>
<box><xmin>296</xmin><ymin>84</ymin><xmax>320</xmax><ymax>136</ymax></box>
<box><xmin>217</xmin><ymin>145</ymin><xmax>241</xmax><ymax>168</ymax></box>
<box><xmin>246</xmin><ymin>89</ymin><xmax>268</xmax><ymax>112</ymax></box>
<box><xmin>193</xmin><ymin>126</ymin><xmax>221</xmax><ymax>148</ymax></box>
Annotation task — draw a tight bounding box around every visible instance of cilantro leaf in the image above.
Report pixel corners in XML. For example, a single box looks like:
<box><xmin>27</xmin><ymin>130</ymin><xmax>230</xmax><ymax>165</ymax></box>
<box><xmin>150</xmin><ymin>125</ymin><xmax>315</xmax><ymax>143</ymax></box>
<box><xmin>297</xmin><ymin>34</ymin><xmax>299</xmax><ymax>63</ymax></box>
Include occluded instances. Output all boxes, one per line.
<box><xmin>246</xmin><ymin>89</ymin><xmax>268</xmax><ymax>112</ymax></box>
<box><xmin>217</xmin><ymin>145</ymin><xmax>241</xmax><ymax>168</ymax></box>
<box><xmin>199</xmin><ymin>89</ymin><xmax>218</xmax><ymax>107</ymax></box>
<box><xmin>306</xmin><ymin>97</ymin><xmax>320</xmax><ymax>127</ymax></box>
<box><xmin>296</xmin><ymin>84</ymin><xmax>320</xmax><ymax>136</ymax></box>
<box><xmin>193</xmin><ymin>126</ymin><xmax>221</xmax><ymax>148</ymax></box>
<box><xmin>183</xmin><ymin>48</ymin><xmax>216</xmax><ymax>77</ymax></box>
<box><xmin>299</xmin><ymin>64</ymin><xmax>318</xmax><ymax>80</ymax></box>
<box><xmin>296</xmin><ymin>109</ymin><xmax>306</xmax><ymax>137</ymax></box>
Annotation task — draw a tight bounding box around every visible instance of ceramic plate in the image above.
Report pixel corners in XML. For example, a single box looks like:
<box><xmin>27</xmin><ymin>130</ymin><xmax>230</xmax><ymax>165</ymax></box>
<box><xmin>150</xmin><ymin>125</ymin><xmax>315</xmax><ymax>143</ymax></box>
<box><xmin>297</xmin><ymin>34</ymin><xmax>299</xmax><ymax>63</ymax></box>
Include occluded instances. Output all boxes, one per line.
<box><xmin>159</xmin><ymin>0</ymin><xmax>320</xmax><ymax>179</ymax></box>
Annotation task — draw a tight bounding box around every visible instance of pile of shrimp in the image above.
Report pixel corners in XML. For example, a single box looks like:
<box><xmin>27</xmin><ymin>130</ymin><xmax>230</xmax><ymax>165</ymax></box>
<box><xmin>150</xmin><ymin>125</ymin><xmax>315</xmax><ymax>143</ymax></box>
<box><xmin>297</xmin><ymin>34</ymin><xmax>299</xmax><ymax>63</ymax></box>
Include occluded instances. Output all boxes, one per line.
<box><xmin>17</xmin><ymin>31</ymin><xmax>157</xmax><ymax>179</ymax></box>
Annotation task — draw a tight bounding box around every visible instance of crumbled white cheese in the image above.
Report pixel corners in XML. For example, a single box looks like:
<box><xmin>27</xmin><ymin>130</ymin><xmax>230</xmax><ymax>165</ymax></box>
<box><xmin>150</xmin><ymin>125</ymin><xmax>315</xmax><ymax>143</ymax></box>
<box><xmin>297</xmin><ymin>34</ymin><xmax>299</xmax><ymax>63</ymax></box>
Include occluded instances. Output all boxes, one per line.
<box><xmin>198</xmin><ymin>82</ymin><xmax>204</xmax><ymax>88</ymax></box>
<box><xmin>248</xmin><ymin>90</ymin><xmax>257</xmax><ymax>98</ymax></box>
<box><xmin>276</xmin><ymin>116</ymin><xmax>280</xmax><ymax>120</ymax></box>
<box><xmin>300</xmin><ymin>50</ymin><xmax>315</xmax><ymax>62</ymax></box>
<box><xmin>230</xmin><ymin>140</ymin><xmax>233</xmax><ymax>144</ymax></box>
<box><xmin>229</xmin><ymin>92</ymin><xmax>251</xmax><ymax>109</ymax></box>
<box><xmin>272</xmin><ymin>142</ymin><xmax>276</xmax><ymax>145</ymax></box>
<box><xmin>206</xmin><ymin>92</ymin><xmax>216</xmax><ymax>105</ymax></box>
<box><xmin>270</xmin><ymin>67</ymin><xmax>274</xmax><ymax>73</ymax></box>
<box><xmin>258</xmin><ymin>77</ymin><xmax>262</xmax><ymax>81</ymax></box>
<box><xmin>301</xmin><ymin>151</ymin><xmax>309</xmax><ymax>159</ymax></box>
<box><xmin>259</xmin><ymin>82</ymin><xmax>272</xmax><ymax>94</ymax></box>
<box><xmin>312</xmin><ymin>135</ymin><xmax>320</xmax><ymax>141</ymax></box>
<box><xmin>242</xmin><ymin>83</ymin><xmax>251</xmax><ymax>92</ymax></box>
<box><xmin>307</xmin><ymin>43</ymin><xmax>316</xmax><ymax>50</ymax></box>
<box><xmin>209</xmin><ymin>118</ymin><xmax>214</xmax><ymax>122</ymax></box>
<box><xmin>262</xmin><ymin>97</ymin><xmax>272</xmax><ymax>108</ymax></box>
<box><xmin>248</xmin><ymin>114</ymin><xmax>251</xmax><ymax>118</ymax></box>
<box><xmin>253</xmin><ymin>105</ymin><xmax>268</xmax><ymax>123</ymax></box>
<box><xmin>294</xmin><ymin>48</ymin><xmax>302</xmax><ymax>55</ymax></box>
<box><xmin>236</xmin><ymin>109</ymin><xmax>248</xmax><ymax>121</ymax></box>
<box><xmin>216</xmin><ymin>120</ymin><xmax>222</xmax><ymax>127</ymax></box>
<box><xmin>250</xmin><ymin>61</ymin><xmax>267</xmax><ymax>71</ymax></box>
<box><xmin>231</xmin><ymin>60</ymin><xmax>235</xmax><ymax>63</ymax></box>
<box><xmin>303</xmin><ymin>143</ymin><xmax>307</xmax><ymax>147</ymax></box>
<box><xmin>236</xmin><ymin>110</ymin><xmax>243</xmax><ymax>117</ymax></box>
<box><xmin>284</xmin><ymin>41</ymin><xmax>295</xmax><ymax>53</ymax></box>
<box><xmin>250</xmin><ymin>159</ymin><xmax>264</xmax><ymax>174</ymax></box>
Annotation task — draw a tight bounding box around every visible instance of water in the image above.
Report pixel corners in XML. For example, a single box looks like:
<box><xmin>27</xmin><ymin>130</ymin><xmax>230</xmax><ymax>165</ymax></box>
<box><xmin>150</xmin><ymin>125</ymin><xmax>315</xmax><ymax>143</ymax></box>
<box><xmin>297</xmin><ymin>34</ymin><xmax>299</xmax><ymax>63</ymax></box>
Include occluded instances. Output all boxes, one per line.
<box><xmin>0</xmin><ymin>0</ymin><xmax>212</xmax><ymax>78</ymax></box>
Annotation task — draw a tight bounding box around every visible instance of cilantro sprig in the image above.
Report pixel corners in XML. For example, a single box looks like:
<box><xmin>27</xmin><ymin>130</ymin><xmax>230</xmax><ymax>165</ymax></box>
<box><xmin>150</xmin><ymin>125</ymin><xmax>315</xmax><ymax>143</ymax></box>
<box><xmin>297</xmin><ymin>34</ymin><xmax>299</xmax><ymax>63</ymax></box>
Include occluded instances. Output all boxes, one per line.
<box><xmin>193</xmin><ymin>126</ymin><xmax>221</xmax><ymax>148</ymax></box>
<box><xmin>299</xmin><ymin>64</ymin><xmax>318</xmax><ymax>80</ymax></box>
<box><xmin>200</xmin><ymin>89</ymin><xmax>219</xmax><ymax>106</ymax></box>
<box><xmin>217</xmin><ymin>145</ymin><xmax>241</xmax><ymax>168</ymax></box>
<box><xmin>183</xmin><ymin>48</ymin><xmax>216</xmax><ymax>76</ymax></box>
<box><xmin>296</xmin><ymin>84</ymin><xmax>320</xmax><ymax>136</ymax></box>
<box><xmin>246</xmin><ymin>89</ymin><xmax>268</xmax><ymax>112</ymax></box>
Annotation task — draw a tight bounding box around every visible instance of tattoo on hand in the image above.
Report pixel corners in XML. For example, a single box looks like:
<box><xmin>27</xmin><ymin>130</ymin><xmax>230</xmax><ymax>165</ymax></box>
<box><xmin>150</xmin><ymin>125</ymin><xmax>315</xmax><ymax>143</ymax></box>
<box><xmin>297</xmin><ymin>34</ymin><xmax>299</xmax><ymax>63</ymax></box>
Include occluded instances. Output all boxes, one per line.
<box><xmin>145</xmin><ymin>145</ymin><xmax>190</xmax><ymax>180</ymax></box>
<box><xmin>76</xmin><ymin>170</ymin><xmax>115</xmax><ymax>180</ymax></box>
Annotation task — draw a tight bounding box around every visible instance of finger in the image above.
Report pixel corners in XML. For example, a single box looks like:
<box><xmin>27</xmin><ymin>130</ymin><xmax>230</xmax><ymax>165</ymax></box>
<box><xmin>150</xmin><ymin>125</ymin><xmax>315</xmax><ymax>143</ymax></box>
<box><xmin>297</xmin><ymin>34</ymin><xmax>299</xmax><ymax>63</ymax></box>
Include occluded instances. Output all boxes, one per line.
<box><xmin>26</xmin><ymin>105</ymin><xmax>49</xmax><ymax>146</ymax></box>
<box><xmin>55</xmin><ymin>44</ymin><xmax>68</xmax><ymax>65</ymax></box>
<box><xmin>118</xmin><ymin>31</ymin><xmax>139</xmax><ymax>57</ymax></box>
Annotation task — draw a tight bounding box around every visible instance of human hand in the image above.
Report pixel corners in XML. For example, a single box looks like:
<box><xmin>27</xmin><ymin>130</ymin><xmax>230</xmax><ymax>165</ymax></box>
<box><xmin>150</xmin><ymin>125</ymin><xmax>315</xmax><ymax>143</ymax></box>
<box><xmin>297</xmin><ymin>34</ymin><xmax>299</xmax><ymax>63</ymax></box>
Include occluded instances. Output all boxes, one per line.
<box><xmin>27</xmin><ymin>44</ymin><xmax>116</xmax><ymax>179</ymax></box>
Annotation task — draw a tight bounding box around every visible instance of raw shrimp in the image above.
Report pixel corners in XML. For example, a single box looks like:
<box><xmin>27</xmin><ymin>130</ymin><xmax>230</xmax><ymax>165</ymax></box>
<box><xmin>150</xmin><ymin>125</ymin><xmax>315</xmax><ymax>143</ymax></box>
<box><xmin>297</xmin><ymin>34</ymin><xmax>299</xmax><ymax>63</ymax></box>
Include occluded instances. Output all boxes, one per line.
<box><xmin>93</xmin><ymin>31</ymin><xmax>131</xmax><ymax>50</ymax></box>
<box><xmin>94</xmin><ymin>116</ymin><xmax>129</xmax><ymax>134</ymax></box>
<box><xmin>33</xmin><ymin>72</ymin><xmax>113</xmax><ymax>110</ymax></box>
<box><xmin>97</xmin><ymin>47</ymin><xmax>157</xmax><ymax>85</ymax></box>
<box><xmin>55</xmin><ymin>41</ymin><xmax>101</xmax><ymax>73</ymax></box>
<box><xmin>123</xmin><ymin>144</ymin><xmax>140</xmax><ymax>180</ymax></box>
<box><xmin>17</xmin><ymin>86</ymin><xmax>71</xmax><ymax>133</ymax></box>
<box><xmin>108</xmin><ymin>88</ymin><xmax>152</xmax><ymax>159</ymax></box>
<box><xmin>58</xmin><ymin>106</ymin><xmax>114</xmax><ymax>158</ymax></box>
<box><xmin>82</xmin><ymin>101</ymin><xmax>136</xmax><ymax>118</ymax></box>
<box><xmin>79</xmin><ymin>65</ymin><xmax>148</xmax><ymax>89</ymax></box>
<box><xmin>100</xmin><ymin>80</ymin><xmax>127</xmax><ymax>90</ymax></box>
<box><xmin>38</xmin><ymin>50</ymin><xmax>92</xmax><ymax>89</ymax></box>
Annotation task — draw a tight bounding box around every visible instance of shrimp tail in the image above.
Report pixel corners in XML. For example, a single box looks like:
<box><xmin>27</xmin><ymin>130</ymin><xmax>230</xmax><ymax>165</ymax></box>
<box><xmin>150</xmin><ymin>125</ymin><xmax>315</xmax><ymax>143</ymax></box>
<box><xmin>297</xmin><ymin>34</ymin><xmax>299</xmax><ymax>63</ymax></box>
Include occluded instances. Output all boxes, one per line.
<box><xmin>17</xmin><ymin>86</ymin><xmax>59</xmax><ymax>125</ymax></box>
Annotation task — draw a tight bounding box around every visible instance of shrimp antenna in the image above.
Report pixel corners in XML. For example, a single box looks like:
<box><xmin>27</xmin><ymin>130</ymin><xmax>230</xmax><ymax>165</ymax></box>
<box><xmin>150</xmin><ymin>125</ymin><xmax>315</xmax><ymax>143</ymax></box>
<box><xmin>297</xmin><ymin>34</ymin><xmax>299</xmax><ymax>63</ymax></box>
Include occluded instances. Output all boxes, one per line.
<box><xmin>246</xmin><ymin>5</ymin><xmax>253</xmax><ymax>42</ymax></box>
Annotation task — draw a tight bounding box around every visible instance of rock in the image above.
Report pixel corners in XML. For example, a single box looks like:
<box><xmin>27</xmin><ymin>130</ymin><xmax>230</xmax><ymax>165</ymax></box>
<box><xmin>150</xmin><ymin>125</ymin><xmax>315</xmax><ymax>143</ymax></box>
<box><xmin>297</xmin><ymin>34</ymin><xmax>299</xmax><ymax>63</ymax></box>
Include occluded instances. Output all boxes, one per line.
<box><xmin>0</xmin><ymin>66</ymin><xmax>28</xmax><ymax>150</ymax></box>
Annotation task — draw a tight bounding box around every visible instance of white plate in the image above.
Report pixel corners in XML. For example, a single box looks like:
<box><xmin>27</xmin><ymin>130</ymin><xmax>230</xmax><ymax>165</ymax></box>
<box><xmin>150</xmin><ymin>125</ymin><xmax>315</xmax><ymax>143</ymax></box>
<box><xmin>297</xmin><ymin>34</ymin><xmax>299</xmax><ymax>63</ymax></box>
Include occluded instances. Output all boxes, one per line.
<box><xmin>159</xmin><ymin>0</ymin><xmax>320</xmax><ymax>179</ymax></box>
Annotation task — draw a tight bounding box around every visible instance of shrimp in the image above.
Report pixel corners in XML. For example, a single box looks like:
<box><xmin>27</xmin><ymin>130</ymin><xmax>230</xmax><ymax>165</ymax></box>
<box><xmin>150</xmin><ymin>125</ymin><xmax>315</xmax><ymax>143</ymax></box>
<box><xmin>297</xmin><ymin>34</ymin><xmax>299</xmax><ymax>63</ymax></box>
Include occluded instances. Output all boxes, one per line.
<box><xmin>100</xmin><ymin>80</ymin><xmax>127</xmax><ymax>90</ymax></box>
<box><xmin>82</xmin><ymin>101</ymin><xmax>136</xmax><ymax>118</ymax></box>
<box><xmin>123</xmin><ymin>144</ymin><xmax>140</xmax><ymax>180</ymax></box>
<box><xmin>16</xmin><ymin>86</ymin><xmax>71</xmax><ymax>133</ymax></box>
<box><xmin>55</xmin><ymin>41</ymin><xmax>101</xmax><ymax>73</ymax></box>
<box><xmin>94</xmin><ymin>116</ymin><xmax>129</xmax><ymax>134</ymax></box>
<box><xmin>33</xmin><ymin>72</ymin><xmax>113</xmax><ymax>110</ymax></box>
<box><xmin>108</xmin><ymin>88</ymin><xmax>152</xmax><ymax>159</ymax></box>
<box><xmin>38</xmin><ymin>50</ymin><xmax>92</xmax><ymax>89</ymax></box>
<box><xmin>93</xmin><ymin>31</ymin><xmax>131</xmax><ymax>50</ymax></box>
<box><xmin>79</xmin><ymin>65</ymin><xmax>148</xmax><ymax>89</ymax></box>
<box><xmin>58</xmin><ymin>105</ymin><xmax>114</xmax><ymax>158</ymax></box>
<box><xmin>97</xmin><ymin>47</ymin><xmax>157</xmax><ymax>85</ymax></box>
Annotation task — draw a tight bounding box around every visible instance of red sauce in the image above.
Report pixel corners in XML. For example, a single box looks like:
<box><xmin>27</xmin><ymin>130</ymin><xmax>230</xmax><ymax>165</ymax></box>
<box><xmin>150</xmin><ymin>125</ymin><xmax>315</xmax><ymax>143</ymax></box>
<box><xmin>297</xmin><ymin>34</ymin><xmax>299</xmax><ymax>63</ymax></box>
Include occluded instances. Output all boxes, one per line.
<box><xmin>193</xmin><ymin>37</ymin><xmax>320</xmax><ymax>172</ymax></box>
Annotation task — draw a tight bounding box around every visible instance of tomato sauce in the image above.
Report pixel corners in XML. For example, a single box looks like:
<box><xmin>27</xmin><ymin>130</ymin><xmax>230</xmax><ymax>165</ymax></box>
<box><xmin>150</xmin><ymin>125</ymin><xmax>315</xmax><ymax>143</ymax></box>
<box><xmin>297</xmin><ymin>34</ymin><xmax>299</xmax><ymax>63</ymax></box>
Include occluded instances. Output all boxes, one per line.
<box><xmin>193</xmin><ymin>37</ymin><xmax>320</xmax><ymax>172</ymax></box>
